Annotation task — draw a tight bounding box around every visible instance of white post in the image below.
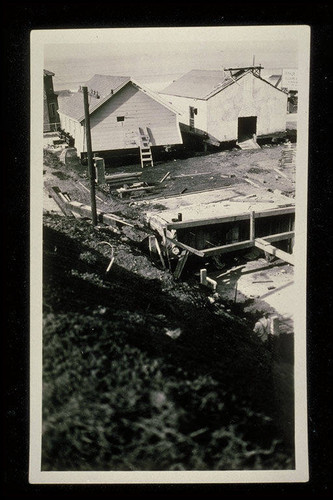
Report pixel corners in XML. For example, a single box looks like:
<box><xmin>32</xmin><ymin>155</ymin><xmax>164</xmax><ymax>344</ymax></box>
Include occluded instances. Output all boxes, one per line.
<box><xmin>200</xmin><ymin>268</ymin><xmax>207</xmax><ymax>285</ymax></box>
<box><xmin>270</xmin><ymin>315</ymin><xmax>280</xmax><ymax>336</ymax></box>
<box><xmin>250</xmin><ymin>210</ymin><xmax>255</xmax><ymax>241</ymax></box>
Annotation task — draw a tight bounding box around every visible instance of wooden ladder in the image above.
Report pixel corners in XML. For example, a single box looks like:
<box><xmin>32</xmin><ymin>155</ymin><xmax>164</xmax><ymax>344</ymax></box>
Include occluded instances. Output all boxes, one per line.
<box><xmin>138</xmin><ymin>127</ymin><xmax>153</xmax><ymax>168</ymax></box>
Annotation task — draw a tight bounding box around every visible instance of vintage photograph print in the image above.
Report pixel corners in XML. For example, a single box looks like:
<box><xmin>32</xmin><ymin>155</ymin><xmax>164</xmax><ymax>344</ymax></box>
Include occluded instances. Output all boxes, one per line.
<box><xmin>30</xmin><ymin>25</ymin><xmax>310</xmax><ymax>484</ymax></box>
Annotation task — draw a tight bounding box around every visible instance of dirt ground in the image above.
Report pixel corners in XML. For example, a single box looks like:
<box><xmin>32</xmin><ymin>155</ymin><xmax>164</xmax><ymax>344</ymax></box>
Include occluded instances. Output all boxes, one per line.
<box><xmin>44</xmin><ymin>134</ymin><xmax>295</xmax><ymax>203</ymax></box>
<box><xmin>108</xmin><ymin>141</ymin><xmax>295</xmax><ymax>202</ymax></box>
<box><xmin>42</xmin><ymin>141</ymin><xmax>297</xmax><ymax>468</ymax></box>
<box><xmin>43</xmin><ymin>140</ymin><xmax>295</xmax><ymax>331</ymax></box>
<box><xmin>42</xmin><ymin>213</ymin><xmax>294</xmax><ymax>470</ymax></box>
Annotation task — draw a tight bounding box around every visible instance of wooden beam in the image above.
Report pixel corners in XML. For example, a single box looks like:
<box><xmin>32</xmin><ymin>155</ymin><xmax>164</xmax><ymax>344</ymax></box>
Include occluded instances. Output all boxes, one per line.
<box><xmin>199</xmin><ymin>269</ymin><xmax>217</xmax><ymax>291</ymax></box>
<box><xmin>154</xmin><ymin>237</ymin><xmax>166</xmax><ymax>269</ymax></box>
<box><xmin>255</xmin><ymin>206</ymin><xmax>295</xmax><ymax>219</ymax></box>
<box><xmin>200</xmin><ymin>269</ymin><xmax>207</xmax><ymax>285</ymax></box>
<box><xmin>67</xmin><ymin>200</ymin><xmax>134</xmax><ymax>227</ymax></box>
<box><xmin>224</xmin><ymin>65</ymin><xmax>263</xmax><ymax>72</ymax></box>
<box><xmin>202</xmin><ymin>240</ymin><xmax>254</xmax><ymax>257</ymax></box>
<box><xmin>163</xmin><ymin>228</ymin><xmax>172</xmax><ymax>270</ymax></box>
<box><xmin>255</xmin><ymin>237</ymin><xmax>270</xmax><ymax>247</ymax></box>
<box><xmin>117</xmin><ymin>185</ymin><xmax>165</xmax><ymax>198</ymax></box>
<box><xmin>102</xmin><ymin>213</ymin><xmax>134</xmax><ymax>227</ymax></box>
<box><xmin>262</xmin><ymin>231</ymin><xmax>294</xmax><ymax>243</ymax></box>
<box><xmin>254</xmin><ymin>239</ymin><xmax>294</xmax><ymax>265</ymax></box>
<box><xmin>164</xmin><ymin>236</ymin><xmax>205</xmax><ymax>258</ymax></box>
<box><xmin>185</xmin><ymin>230</ymin><xmax>295</xmax><ymax>258</ymax></box>
<box><xmin>173</xmin><ymin>250</ymin><xmax>189</xmax><ymax>280</ymax></box>
<box><xmin>159</xmin><ymin>171</ymin><xmax>171</xmax><ymax>183</ymax></box>
<box><xmin>273</xmin><ymin>168</ymin><xmax>293</xmax><ymax>182</ymax></box>
<box><xmin>250</xmin><ymin>210</ymin><xmax>255</xmax><ymax>241</ymax></box>
<box><xmin>46</xmin><ymin>185</ymin><xmax>75</xmax><ymax>216</ymax></box>
<box><xmin>105</xmin><ymin>172</ymin><xmax>142</xmax><ymax>181</ymax></box>
<box><xmin>166</xmin><ymin>206</ymin><xmax>295</xmax><ymax>230</ymax></box>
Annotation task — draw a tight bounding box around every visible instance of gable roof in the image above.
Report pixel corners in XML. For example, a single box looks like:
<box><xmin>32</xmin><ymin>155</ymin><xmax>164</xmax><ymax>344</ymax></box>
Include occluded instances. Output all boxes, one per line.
<box><xmin>83</xmin><ymin>74</ymin><xmax>131</xmax><ymax>98</ymax></box>
<box><xmin>161</xmin><ymin>68</ymin><xmax>286</xmax><ymax>100</ymax></box>
<box><xmin>58</xmin><ymin>74</ymin><xmax>180</xmax><ymax>122</ymax></box>
<box><xmin>160</xmin><ymin>69</ymin><xmax>232</xmax><ymax>99</ymax></box>
<box><xmin>58</xmin><ymin>74</ymin><xmax>130</xmax><ymax>121</ymax></box>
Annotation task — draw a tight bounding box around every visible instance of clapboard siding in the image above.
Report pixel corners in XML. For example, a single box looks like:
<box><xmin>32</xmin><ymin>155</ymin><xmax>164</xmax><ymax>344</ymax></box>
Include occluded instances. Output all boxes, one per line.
<box><xmin>159</xmin><ymin>94</ymin><xmax>208</xmax><ymax>132</ymax></box>
<box><xmin>89</xmin><ymin>83</ymin><xmax>182</xmax><ymax>152</ymax></box>
<box><xmin>58</xmin><ymin>113</ymin><xmax>85</xmax><ymax>153</ymax></box>
<box><xmin>59</xmin><ymin>82</ymin><xmax>182</xmax><ymax>155</ymax></box>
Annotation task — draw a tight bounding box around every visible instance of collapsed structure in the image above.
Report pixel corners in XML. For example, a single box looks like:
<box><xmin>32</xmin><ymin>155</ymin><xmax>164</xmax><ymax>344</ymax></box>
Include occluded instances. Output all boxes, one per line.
<box><xmin>57</xmin><ymin>74</ymin><xmax>183</xmax><ymax>163</ymax></box>
<box><xmin>160</xmin><ymin>67</ymin><xmax>288</xmax><ymax>149</ymax></box>
<box><xmin>146</xmin><ymin>187</ymin><xmax>295</xmax><ymax>279</ymax></box>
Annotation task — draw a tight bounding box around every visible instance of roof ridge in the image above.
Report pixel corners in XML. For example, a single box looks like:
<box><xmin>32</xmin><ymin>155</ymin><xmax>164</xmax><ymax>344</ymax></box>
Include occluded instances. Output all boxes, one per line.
<box><xmin>88</xmin><ymin>73</ymin><xmax>131</xmax><ymax>79</ymax></box>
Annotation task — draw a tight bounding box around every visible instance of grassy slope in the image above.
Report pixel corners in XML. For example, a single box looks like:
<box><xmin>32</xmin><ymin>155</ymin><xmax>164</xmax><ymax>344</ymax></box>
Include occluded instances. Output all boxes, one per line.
<box><xmin>42</xmin><ymin>214</ymin><xmax>294</xmax><ymax>471</ymax></box>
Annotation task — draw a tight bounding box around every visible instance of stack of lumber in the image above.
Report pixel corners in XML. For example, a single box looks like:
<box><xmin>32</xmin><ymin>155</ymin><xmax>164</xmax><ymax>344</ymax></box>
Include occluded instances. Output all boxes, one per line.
<box><xmin>105</xmin><ymin>172</ymin><xmax>143</xmax><ymax>191</ymax></box>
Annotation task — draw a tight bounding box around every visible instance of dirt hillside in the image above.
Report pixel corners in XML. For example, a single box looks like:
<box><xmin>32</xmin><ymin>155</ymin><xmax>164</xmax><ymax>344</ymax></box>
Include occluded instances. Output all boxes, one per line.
<box><xmin>41</xmin><ymin>146</ymin><xmax>295</xmax><ymax>471</ymax></box>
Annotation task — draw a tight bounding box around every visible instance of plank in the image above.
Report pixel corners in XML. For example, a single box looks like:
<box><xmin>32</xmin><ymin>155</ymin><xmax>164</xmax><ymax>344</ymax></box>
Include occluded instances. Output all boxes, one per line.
<box><xmin>250</xmin><ymin>210</ymin><xmax>255</xmax><ymax>241</ymax></box>
<box><xmin>254</xmin><ymin>240</ymin><xmax>294</xmax><ymax>265</ymax></box>
<box><xmin>164</xmin><ymin>236</ymin><xmax>205</xmax><ymax>258</ymax></box>
<box><xmin>173</xmin><ymin>250</ymin><xmax>189</xmax><ymax>280</ymax></box>
<box><xmin>274</xmin><ymin>168</ymin><xmax>293</xmax><ymax>181</ymax></box>
<box><xmin>46</xmin><ymin>185</ymin><xmax>75</xmax><ymax>216</ymax></box>
<box><xmin>117</xmin><ymin>185</ymin><xmax>164</xmax><ymax>198</ymax></box>
<box><xmin>105</xmin><ymin>173</ymin><xmax>142</xmax><ymax>181</ymax></box>
<box><xmin>154</xmin><ymin>237</ymin><xmax>166</xmax><ymax>269</ymax></box>
<box><xmin>261</xmin><ymin>231</ymin><xmax>294</xmax><ymax>243</ymax></box>
<box><xmin>159</xmin><ymin>171</ymin><xmax>171</xmax><ymax>183</ymax></box>
<box><xmin>201</xmin><ymin>232</ymin><xmax>295</xmax><ymax>260</ymax></box>
<box><xmin>202</xmin><ymin>240</ymin><xmax>254</xmax><ymax>257</ymax></box>
<box><xmin>163</xmin><ymin>228</ymin><xmax>172</xmax><ymax>270</ymax></box>
<box><xmin>67</xmin><ymin>201</ymin><xmax>134</xmax><ymax>227</ymax></box>
<box><xmin>244</xmin><ymin>178</ymin><xmax>262</xmax><ymax>188</ymax></box>
<box><xmin>166</xmin><ymin>206</ymin><xmax>295</xmax><ymax>230</ymax></box>
<box><xmin>102</xmin><ymin>213</ymin><xmax>134</xmax><ymax>227</ymax></box>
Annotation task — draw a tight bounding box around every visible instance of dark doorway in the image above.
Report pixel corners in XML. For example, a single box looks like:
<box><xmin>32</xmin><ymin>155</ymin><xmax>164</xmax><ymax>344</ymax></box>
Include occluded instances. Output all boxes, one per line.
<box><xmin>238</xmin><ymin>116</ymin><xmax>257</xmax><ymax>142</ymax></box>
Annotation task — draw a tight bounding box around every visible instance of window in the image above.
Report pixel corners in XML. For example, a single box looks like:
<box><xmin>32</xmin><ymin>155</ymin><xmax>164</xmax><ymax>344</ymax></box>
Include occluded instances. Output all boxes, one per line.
<box><xmin>117</xmin><ymin>116</ymin><xmax>125</xmax><ymax>122</ymax></box>
<box><xmin>49</xmin><ymin>102</ymin><xmax>57</xmax><ymax>118</ymax></box>
<box><xmin>189</xmin><ymin>106</ymin><xmax>197</xmax><ymax>130</ymax></box>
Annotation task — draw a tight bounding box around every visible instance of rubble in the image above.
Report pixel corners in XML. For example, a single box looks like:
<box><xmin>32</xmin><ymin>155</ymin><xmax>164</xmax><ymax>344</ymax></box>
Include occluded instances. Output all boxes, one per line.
<box><xmin>43</xmin><ymin>141</ymin><xmax>296</xmax><ymax>335</ymax></box>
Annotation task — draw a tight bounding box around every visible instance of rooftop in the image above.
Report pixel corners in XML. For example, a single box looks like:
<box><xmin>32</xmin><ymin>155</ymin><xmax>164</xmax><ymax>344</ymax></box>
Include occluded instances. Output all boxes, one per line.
<box><xmin>160</xmin><ymin>69</ymin><xmax>234</xmax><ymax>99</ymax></box>
<box><xmin>58</xmin><ymin>74</ymin><xmax>131</xmax><ymax>121</ymax></box>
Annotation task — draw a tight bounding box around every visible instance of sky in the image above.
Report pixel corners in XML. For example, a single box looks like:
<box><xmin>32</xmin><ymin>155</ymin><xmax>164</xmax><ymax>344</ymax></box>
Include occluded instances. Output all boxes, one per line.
<box><xmin>43</xmin><ymin>27</ymin><xmax>299</xmax><ymax>91</ymax></box>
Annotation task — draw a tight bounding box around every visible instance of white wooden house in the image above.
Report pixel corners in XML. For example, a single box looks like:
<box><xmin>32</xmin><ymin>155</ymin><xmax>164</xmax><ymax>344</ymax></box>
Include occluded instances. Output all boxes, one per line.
<box><xmin>58</xmin><ymin>74</ymin><xmax>182</xmax><ymax>161</ymax></box>
<box><xmin>159</xmin><ymin>68</ymin><xmax>288</xmax><ymax>147</ymax></box>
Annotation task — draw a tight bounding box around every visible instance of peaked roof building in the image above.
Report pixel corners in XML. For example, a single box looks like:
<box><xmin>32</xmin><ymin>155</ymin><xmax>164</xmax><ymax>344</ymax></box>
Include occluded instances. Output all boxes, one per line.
<box><xmin>57</xmin><ymin>74</ymin><xmax>183</xmax><ymax>157</ymax></box>
<box><xmin>160</xmin><ymin>68</ymin><xmax>288</xmax><ymax>147</ymax></box>
<box><xmin>59</xmin><ymin>74</ymin><xmax>179</xmax><ymax>123</ymax></box>
<box><xmin>58</xmin><ymin>75</ymin><xmax>131</xmax><ymax>121</ymax></box>
<box><xmin>161</xmin><ymin>69</ymin><xmax>233</xmax><ymax>99</ymax></box>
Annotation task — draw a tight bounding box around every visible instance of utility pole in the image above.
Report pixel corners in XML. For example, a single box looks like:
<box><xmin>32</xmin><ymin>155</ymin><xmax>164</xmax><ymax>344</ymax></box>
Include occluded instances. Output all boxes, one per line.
<box><xmin>82</xmin><ymin>86</ymin><xmax>98</xmax><ymax>226</ymax></box>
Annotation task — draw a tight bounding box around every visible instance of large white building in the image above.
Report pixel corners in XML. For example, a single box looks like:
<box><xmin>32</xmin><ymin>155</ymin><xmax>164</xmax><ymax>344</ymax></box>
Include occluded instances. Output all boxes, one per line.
<box><xmin>160</xmin><ymin>68</ymin><xmax>288</xmax><ymax>147</ymax></box>
<box><xmin>58</xmin><ymin>74</ymin><xmax>183</xmax><ymax>161</ymax></box>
